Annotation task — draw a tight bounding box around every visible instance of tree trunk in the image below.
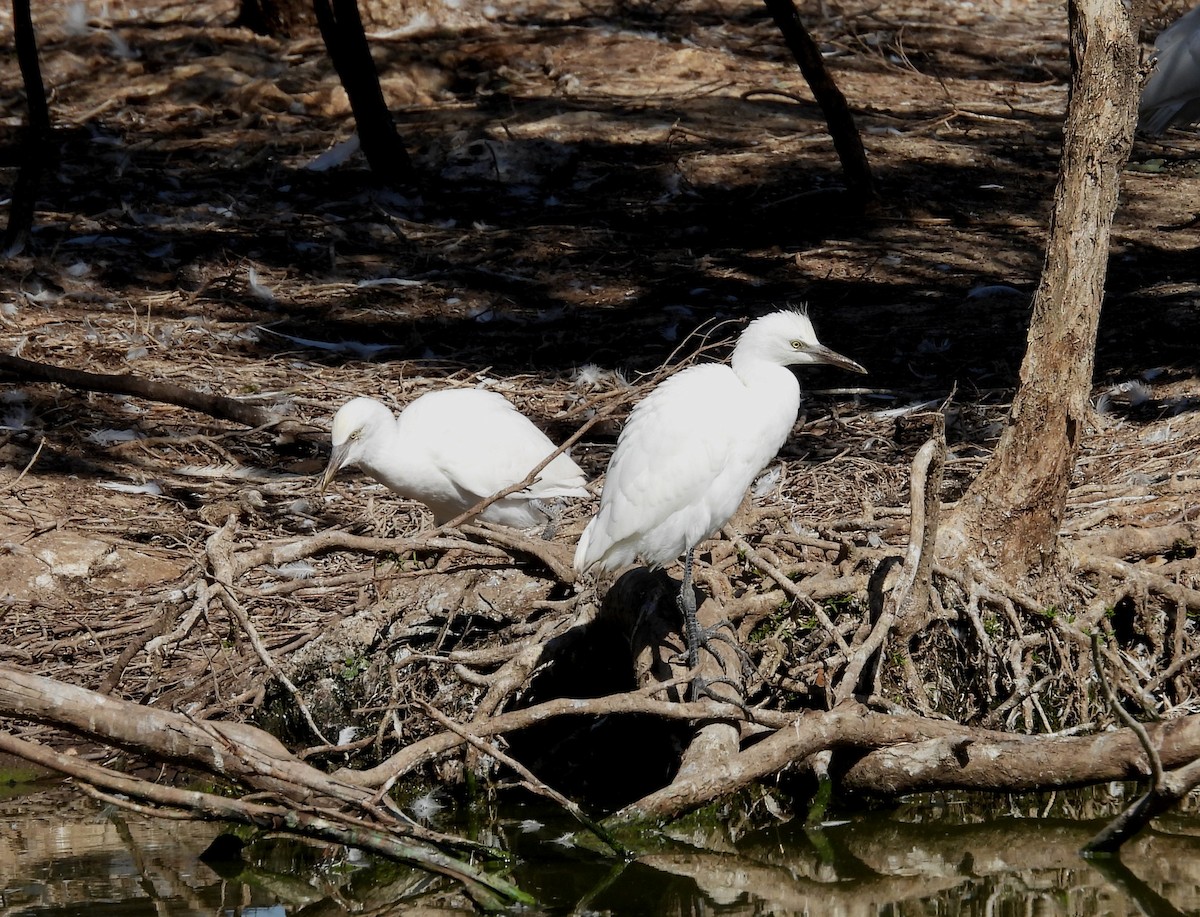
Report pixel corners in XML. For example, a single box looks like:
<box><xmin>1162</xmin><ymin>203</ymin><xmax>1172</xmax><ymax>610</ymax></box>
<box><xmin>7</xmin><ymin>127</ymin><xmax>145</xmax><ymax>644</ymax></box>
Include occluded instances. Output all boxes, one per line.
<box><xmin>761</xmin><ymin>0</ymin><xmax>875</xmax><ymax>205</ymax></box>
<box><xmin>943</xmin><ymin>0</ymin><xmax>1139</xmax><ymax>585</ymax></box>
<box><xmin>312</xmin><ymin>0</ymin><xmax>414</xmax><ymax>186</ymax></box>
<box><xmin>3</xmin><ymin>0</ymin><xmax>52</xmax><ymax>256</ymax></box>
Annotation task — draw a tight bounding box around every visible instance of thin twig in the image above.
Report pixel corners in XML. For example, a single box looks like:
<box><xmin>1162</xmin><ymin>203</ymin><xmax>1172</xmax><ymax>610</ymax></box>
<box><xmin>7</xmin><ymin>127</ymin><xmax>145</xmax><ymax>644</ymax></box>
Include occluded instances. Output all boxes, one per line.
<box><xmin>342</xmin><ymin>690</ymin><xmax>761</xmax><ymax>789</ymax></box>
<box><xmin>3</xmin><ymin>435</ymin><xmax>44</xmax><ymax>491</ymax></box>
<box><xmin>460</xmin><ymin>522</ymin><xmax>575</xmax><ymax>583</ymax></box>
<box><xmin>206</xmin><ymin>516</ymin><xmax>332</xmax><ymax>746</ymax></box>
<box><xmin>234</xmin><ymin>529</ymin><xmax>506</xmax><ymax>574</ymax></box>
<box><xmin>433</xmin><ymin>401</ymin><xmax>622</xmax><ymax>533</ymax></box>
<box><xmin>1090</xmin><ymin>632</ymin><xmax>1163</xmax><ymax>786</ymax></box>
<box><xmin>836</xmin><ymin>423</ymin><xmax>945</xmax><ymax>704</ymax></box>
<box><xmin>722</xmin><ymin>528</ymin><xmax>852</xmax><ymax>657</ymax></box>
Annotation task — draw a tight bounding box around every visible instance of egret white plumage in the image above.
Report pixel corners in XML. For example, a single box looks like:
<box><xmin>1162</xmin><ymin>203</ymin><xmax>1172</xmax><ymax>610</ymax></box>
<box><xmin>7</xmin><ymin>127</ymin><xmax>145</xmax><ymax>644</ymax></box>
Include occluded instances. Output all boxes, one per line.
<box><xmin>320</xmin><ymin>389</ymin><xmax>590</xmax><ymax>528</ymax></box>
<box><xmin>1139</xmin><ymin>3</ymin><xmax>1200</xmax><ymax>135</ymax></box>
<box><xmin>574</xmin><ymin>310</ymin><xmax>866</xmax><ymax>689</ymax></box>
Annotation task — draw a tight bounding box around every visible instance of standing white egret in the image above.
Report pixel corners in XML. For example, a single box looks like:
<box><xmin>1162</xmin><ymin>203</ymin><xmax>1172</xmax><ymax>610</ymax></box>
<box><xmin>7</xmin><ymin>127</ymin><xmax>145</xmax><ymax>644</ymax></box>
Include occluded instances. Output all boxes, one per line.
<box><xmin>320</xmin><ymin>389</ymin><xmax>589</xmax><ymax>529</ymax></box>
<box><xmin>573</xmin><ymin>310</ymin><xmax>866</xmax><ymax>689</ymax></box>
<box><xmin>1139</xmin><ymin>3</ymin><xmax>1200</xmax><ymax>135</ymax></box>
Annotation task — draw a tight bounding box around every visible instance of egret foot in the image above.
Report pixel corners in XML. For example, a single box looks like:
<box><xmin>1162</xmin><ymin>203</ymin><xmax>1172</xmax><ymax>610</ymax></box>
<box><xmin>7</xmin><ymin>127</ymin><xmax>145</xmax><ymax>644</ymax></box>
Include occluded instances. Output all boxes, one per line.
<box><xmin>669</xmin><ymin>619</ymin><xmax>754</xmax><ymax>679</ymax></box>
<box><xmin>676</xmin><ymin>552</ymin><xmax>753</xmax><ymax>702</ymax></box>
<box><xmin>673</xmin><ymin>626</ymin><xmax>754</xmax><ymax>703</ymax></box>
<box><xmin>695</xmin><ymin>620</ymin><xmax>756</xmax><ymax>680</ymax></box>
<box><xmin>689</xmin><ymin>674</ymin><xmax>755</xmax><ymax>713</ymax></box>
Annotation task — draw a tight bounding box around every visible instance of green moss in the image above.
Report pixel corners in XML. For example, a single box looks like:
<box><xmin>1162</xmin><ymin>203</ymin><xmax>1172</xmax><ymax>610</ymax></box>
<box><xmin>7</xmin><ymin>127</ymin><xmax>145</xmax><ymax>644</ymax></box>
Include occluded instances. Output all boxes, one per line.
<box><xmin>0</xmin><ymin>766</ymin><xmax>49</xmax><ymax>793</ymax></box>
<box><xmin>341</xmin><ymin>655</ymin><xmax>366</xmax><ymax>681</ymax></box>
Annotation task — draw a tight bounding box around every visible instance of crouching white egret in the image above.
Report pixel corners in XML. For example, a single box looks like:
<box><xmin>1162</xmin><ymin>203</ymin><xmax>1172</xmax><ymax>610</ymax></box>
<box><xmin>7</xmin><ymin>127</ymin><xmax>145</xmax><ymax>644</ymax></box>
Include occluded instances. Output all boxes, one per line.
<box><xmin>320</xmin><ymin>389</ymin><xmax>590</xmax><ymax>529</ymax></box>
<box><xmin>1139</xmin><ymin>3</ymin><xmax>1200</xmax><ymax>135</ymax></box>
<box><xmin>573</xmin><ymin>310</ymin><xmax>866</xmax><ymax>693</ymax></box>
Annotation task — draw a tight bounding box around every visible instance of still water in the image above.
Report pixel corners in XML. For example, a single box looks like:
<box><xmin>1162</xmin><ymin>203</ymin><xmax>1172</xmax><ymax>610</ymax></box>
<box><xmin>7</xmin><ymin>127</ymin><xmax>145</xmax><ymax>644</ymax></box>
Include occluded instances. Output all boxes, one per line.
<box><xmin>5</xmin><ymin>782</ymin><xmax>1200</xmax><ymax>916</ymax></box>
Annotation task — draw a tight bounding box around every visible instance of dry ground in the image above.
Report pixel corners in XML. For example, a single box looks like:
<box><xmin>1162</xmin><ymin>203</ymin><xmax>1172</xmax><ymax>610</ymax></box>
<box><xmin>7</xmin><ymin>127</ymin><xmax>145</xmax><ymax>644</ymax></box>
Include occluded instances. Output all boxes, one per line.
<box><xmin>2</xmin><ymin>0</ymin><xmax>1200</xmax><ymax>804</ymax></box>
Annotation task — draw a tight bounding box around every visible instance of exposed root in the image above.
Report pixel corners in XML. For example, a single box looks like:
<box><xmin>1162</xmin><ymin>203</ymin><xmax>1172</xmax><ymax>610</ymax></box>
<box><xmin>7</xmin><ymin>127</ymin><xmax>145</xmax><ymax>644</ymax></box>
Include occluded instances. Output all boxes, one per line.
<box><xmin>6</xmin><ymin>384</ymin><xmax>1200</xmax><ymax>852</ymax></box>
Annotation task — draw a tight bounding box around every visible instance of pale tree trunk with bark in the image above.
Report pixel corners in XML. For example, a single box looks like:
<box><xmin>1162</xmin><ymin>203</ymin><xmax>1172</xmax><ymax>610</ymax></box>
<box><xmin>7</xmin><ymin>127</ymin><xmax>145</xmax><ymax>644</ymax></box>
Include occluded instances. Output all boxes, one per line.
<box><xmin>943</xmin><ymin>0</ymin><xmax>1139</xmax><ymax>587</ymax></box>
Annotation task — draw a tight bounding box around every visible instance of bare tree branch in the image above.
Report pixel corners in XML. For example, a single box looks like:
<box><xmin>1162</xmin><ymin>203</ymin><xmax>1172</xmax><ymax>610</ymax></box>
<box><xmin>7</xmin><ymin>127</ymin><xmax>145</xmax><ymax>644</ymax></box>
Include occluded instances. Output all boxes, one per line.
<box><xmin>0</xmin><ymin>729</ymin><xmax>530</xmax><ymax>909</ymax></box>
<box><xmin>761</xmin><ymin>0</ymin><xmax>875</xmax><ymax>204</ymax></box>
<box><xmin>312</xmin><ymin>0</ymin><xmax>413</xmax><ymax>185</ymax></box>
<box><xmin>3</xmin><ymin>0</ymin><xmax>51</xmax><ymax>255</ymax></box>
<box><xmin>0</xmin><ymin>352</ymin><xmax>284</xmax><ymax>428</ymax></box>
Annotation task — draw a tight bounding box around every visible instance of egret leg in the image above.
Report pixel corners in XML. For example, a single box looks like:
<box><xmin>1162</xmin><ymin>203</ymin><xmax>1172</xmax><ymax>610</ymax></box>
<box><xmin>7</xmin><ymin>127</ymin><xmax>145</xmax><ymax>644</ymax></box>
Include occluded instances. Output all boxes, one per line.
<box><xmin>531</xmin><ymin>499</ymin><xmax>559</xmax><ymax>541</ymax></box>
<box><xmin>677</xmin><ymin>548</ymin><xmax>702</xmax><ymax>674</ymax></box>
<box><xmin>676</xmin><ymin>552</ymin><xmax>754</xmax><ymax>703</ymax></box>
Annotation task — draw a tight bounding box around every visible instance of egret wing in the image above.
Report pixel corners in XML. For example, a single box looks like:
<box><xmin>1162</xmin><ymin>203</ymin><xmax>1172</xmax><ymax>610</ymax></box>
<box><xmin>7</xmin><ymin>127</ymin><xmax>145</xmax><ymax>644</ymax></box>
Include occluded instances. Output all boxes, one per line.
<box><xmin>591</xmin><ymin>365</ymin><xmax>751</xmax><ymax>563</ymax></box>
<box><xmin>404</xmin><ymin>389</ymin><xmax>580</xmax><ymax>501</ymax></box>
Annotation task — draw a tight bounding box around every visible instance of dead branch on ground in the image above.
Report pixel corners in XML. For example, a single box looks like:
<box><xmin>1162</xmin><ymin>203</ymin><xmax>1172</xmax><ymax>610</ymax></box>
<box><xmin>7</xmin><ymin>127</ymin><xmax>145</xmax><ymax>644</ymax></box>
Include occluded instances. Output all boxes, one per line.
<box><xmin>12</xmin><ymin>653</ymin><xmax>1200</xmax><ymax>833</ymax></box>
<box><xmin>0</xmin><ymin>352</ymin><xmax>290</xmax><ymax>429</ymax></box>
<box><xmin>0</xmin><ymin>728</ymin><xmax>529</xmax><ymax>910</ymax></box>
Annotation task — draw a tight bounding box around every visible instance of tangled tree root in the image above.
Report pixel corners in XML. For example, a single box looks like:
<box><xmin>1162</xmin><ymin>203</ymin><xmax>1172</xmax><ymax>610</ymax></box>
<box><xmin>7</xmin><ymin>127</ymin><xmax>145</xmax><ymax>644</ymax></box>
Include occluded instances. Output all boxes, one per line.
<box><xmin>4</xmin><ymin>405</ymin><xmax>1200</xmax><ymax>875</ymax></box>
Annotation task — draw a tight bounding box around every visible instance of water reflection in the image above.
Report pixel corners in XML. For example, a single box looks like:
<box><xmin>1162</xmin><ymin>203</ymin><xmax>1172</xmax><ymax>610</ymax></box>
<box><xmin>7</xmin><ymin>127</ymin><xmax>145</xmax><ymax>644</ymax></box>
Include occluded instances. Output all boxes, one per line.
<box><xmin>4</xmin><ymin>784</ymin><xmax>1200</xmax><ymax>915</ymax></box>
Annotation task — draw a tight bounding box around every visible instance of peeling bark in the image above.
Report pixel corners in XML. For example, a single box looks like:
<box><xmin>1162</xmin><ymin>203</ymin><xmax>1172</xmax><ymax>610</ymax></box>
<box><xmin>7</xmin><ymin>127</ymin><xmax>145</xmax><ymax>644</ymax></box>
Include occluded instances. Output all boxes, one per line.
<box><xmin>0</xmin><ymin>664</ymin><xmax>374</xmax><ymax>808</ymax></box>
<box><xmin>841</xmin><ymin>714</ymin><xmax>1200</xmax><ymax>796</ymax></box>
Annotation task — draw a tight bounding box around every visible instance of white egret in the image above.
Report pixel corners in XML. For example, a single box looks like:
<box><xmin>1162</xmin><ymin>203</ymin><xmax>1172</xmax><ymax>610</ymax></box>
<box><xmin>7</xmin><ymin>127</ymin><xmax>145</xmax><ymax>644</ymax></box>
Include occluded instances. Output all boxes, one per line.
<box><xmin>573</xmin><ymin>310</ymin><xmax>866</xmax><ymax>689</ymax></box>
<box><xmin>320</xmin><ymin>389</ymin><xmax>589</xmax><ymax>528</ymax></box>
<box><xmin>1139</xmin><ymin>3</ymin><xmax>1200</xmax><ymax>135</ymax></box>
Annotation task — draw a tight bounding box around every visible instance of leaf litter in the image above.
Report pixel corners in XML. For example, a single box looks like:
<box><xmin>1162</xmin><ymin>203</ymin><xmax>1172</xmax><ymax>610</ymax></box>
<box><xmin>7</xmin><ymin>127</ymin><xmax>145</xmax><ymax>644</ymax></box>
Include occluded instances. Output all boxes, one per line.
<box><xmin>0</xmin><ymin>0</ymin><xmax>1199</xmax><ymax>807</ymax></box>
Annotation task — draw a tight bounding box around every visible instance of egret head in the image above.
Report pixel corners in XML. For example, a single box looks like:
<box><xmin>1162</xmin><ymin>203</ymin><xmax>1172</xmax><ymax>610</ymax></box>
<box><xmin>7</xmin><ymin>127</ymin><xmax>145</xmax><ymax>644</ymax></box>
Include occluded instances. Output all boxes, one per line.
<box><xmin>736</xmin><ymin>310</ymin><xmax>867</xmax><ymax>375</ymax></box>
<box><xmin>320</xmin><ymin>397</ymin><xmax>395</xmax><ymax>495</ymax></box>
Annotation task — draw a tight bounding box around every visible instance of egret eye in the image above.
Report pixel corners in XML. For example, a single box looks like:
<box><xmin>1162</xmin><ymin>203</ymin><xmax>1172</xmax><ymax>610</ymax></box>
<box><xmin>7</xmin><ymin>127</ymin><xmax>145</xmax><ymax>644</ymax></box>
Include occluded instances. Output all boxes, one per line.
<box><xmin>350</xmin><ymin>429</ymin><xmax>362</xmax><ymax>441</ymax></box>
<box><xmin>790</xmin><ymin>339</ymin><xmax>803</xmax><ymax>350</ymax></box>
